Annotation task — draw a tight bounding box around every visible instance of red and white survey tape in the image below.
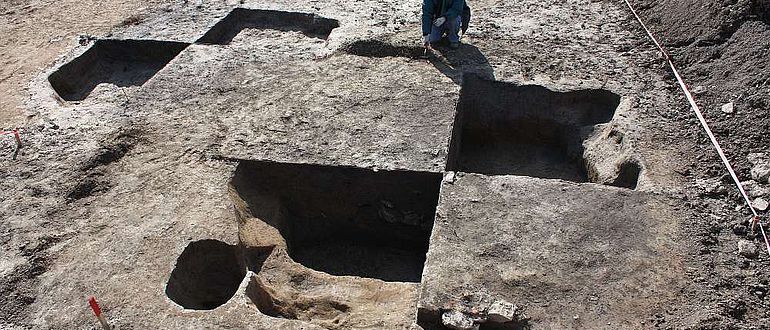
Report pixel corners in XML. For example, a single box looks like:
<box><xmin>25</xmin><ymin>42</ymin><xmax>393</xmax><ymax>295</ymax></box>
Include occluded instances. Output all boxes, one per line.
<box><xmin>622</xmin><ymin>0</ymin><xmax>770</xmax><ymax>255</ymax></box>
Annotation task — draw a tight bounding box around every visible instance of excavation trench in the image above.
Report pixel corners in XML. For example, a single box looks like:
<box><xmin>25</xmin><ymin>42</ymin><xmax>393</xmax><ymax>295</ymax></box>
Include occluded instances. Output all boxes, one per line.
<box><xmin>230</xmin><ymin>160</ymin><xmax>441</xmax><ymax>283</ymax></box>
<box><xmin>165</xmin><ymin>239</ymin><xmax>245</xmax><ymax>310</ymax></box>
<box><xmin>48</xmin><ymin>39</ymin><xmax>189</xmax><ymax>101</ymax></box>
<box><xmin>196</xmin><ymin>8</ymin><xmax>339</xmax><ymax>45</ymax></box>
<box><xmin>447</xmin><ymin>75</ymin><xmax>628</xmax><ymax>184</ymax></box>
<box><xmin>342</xmin><ymin>40</ymin><xmax>426</xmax><ymax>59</ymax></box>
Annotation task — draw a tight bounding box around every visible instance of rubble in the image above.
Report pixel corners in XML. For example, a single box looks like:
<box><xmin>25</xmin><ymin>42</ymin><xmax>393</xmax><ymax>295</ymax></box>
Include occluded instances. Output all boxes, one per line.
<box><xmin>753</xmin><ymin>197</ymin><xmax>769</xmax><ymax>212</ymax></box>
<box><xmin>721</xmin><ymin>102</ymin><xmax>734</xmax><ymax>114</ymax></box>
<box><xmin>742</xmin><ymin>180</ymin><xmax>769</xmax><ymax>198</ymax></box>
<box><xmin>693</xmin><ymin>85</ymin><xmax>706</xmax><ymax>95</ymax></box>
<box><xmin>749</xmin><ymin>153</ymin><xmax>770</xmax><ymax>184</ymax></box>
<box><xmin>696</xmin><ymin>177</ymin><xmax>726</xmax><ymax>196</ymax></box>
<box><xmin>738</xmin><ymin>240</ymin><xmax>759</xmax><ymax>259</ymax></box>
<box><xmin>487</xmin><ymin>300</ymin><xmax>518</xmax><ymax>323</ymax></box>
<box><xmin>441</xmin><ymin>310</ymin><xmax>478</xmax><ymax>330</ymax></box>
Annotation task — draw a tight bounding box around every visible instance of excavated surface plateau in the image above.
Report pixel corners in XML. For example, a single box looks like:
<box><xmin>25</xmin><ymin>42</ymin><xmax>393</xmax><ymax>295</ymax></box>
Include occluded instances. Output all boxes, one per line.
<box><xmin>2</xmin><ymin>0</ymin><xmax>770</xmax><ymax>329</ymax></box>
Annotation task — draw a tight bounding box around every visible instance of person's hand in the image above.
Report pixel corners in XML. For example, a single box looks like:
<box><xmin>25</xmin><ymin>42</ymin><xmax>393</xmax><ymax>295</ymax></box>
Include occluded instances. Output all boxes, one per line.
<box><xmin>433</xmin><ymin>16</ymin><xmax>446</xmax><ymax>27</ymax></box>
<box><xmin>423</xmin><ymin>35</ymin><xmax>431</xmax><ymax>47</ymax></box>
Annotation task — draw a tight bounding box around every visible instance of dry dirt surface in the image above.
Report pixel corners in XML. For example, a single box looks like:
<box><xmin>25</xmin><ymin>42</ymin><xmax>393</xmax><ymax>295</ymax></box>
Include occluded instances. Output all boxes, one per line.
<box><xmin>634</xmin><ymin>0</ymin><xmax>770</xmax><ymax>178</ymax></box>
<box><xmin>0</xmin><ymin>0</ymin><xmax>173</xmax><ymax>127</ymax></box>
<box><xmin>1</xmin><ymin>0</ymin><xmax>769</xmax><ymax>329</ymax></box>
<box><xmin>633</xmin><ymin>1</ymin><xmax>770</xmax><ymax>328</ymax></box>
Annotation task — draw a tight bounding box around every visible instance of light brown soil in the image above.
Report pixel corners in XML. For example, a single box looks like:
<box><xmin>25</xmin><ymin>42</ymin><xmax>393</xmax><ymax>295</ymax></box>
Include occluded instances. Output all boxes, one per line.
<box><xmin>0</xmin><ymin>0</ymin><xmax>171</xmax><ymax>127</ymax></box>
<box><xmin>2</xmin><ymin>0</ymin><xmax>769</xmax><ymax>329</ymax></box>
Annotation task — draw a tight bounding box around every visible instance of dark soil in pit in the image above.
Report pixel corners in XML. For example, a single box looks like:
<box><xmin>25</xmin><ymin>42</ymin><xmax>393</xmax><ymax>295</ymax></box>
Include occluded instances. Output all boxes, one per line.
<box><xmin>196</xmin><ymin>8</ymin><xmax>339</xmax><ymax>45</ymax></box>
<box><xmin>447</xmin><ymin>75</ymin><xmax>621</xmax><ymax>181</ymax></box>
<box><xmin>165</xmin><ymin>239</ymin><xmax>245</xmax><ymax>310</ymax></box>
<box><xmin>342</xmin><ymin>40</ymin><xmax>425</xmax><ymax>59</ymax></box>
<box><xmin>48</xmin><ymin>39</ymin><xmax>189</xmax><ymax>101</ymax></box>
<box><xmin>611</xmin><ymin>159</ymin><xmax>642</xmax><ymax>189</ymax></box>
<box><xmin>230</xmin><ymin>160</ymin><xmax>442</xmax><ymax>282</ymax></box>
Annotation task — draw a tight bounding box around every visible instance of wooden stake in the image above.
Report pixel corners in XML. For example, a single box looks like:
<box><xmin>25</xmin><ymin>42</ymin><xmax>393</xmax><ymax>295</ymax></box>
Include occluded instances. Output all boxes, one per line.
<box><xmin>88</xmin><ymin>297</ymin><xmax>111</xmax><ymax>330</ymax></box>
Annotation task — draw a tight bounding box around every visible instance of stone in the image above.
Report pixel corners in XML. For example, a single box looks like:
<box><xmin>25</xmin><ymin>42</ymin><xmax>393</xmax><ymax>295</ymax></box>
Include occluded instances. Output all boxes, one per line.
<box><xmin>738</xmin><ymin>240</ymin><xmax>758</xmax><ymax>259</ymax></box>
<box><xmin>442</xmin><ymin>310</ymin><xmax>478</xmax><ymax>330</ymax></box>
<box><xmin>445</xmin><ymin>171</ymin><xmax>456</xmax><ymax>184</ymax></box>
<box><xmin>751</xmin><ymin>164</ymin><xmax>770</xmax><ymax>184</ymax></box>
<box><xmin>693</xmin><ymin>85</ymin><xmax>706</xmax><ymax>95</ymax></box>
<box><xmin>721</xmin><ymin>102</ymin><xmax>734</xmax><ymax>114</ymax></box>
<box><xmin>696</xmin><ymin>178</ymin><xmax>726</xmax><ymax>196</ymax></box>
<box><xmin>748</xmin><ymin>153</ymin><xmax>765</xmax><ymax>165</ymax></box>
<box><xmin>487</xmin><ymin>300</ymin><xmax>518</xmax><ymax>323</ymax></box>
<box><xmin>748</xmin><ymin>153</ymin><xmax>770</xmax><ymax>183</ymax></box>
<box><xmin>753</xmin><ymin>197</ymin><xmax>769</xmax><ymax>212</ymax></box>
<box><xmin>742</xmin><ymin>180</ymin><xmax>769</xmax><ymax>198</ymax></box>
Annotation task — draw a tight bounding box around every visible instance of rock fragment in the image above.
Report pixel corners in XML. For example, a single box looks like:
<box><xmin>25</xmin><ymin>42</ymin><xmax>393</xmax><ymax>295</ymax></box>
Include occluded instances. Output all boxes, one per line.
<box><xmin>696</xmin><ymin>178</ymin><xmax>725</xmax><ymax>196</ymax></box>
<box><xmin>445</xmin><ymin>171</ymin><xmax>456</xmax><ymax>184</ymax></box>
<box><xmin>721</xmin><ymin>102</ymin><xmax>734</xmax><ymax>114</ymax></box>
<box><xmin>487</xmin><ymin>300</ymin><xmax>518</xmax><ymax>323</ymax></box>
<box><xmin>738</xmin><ymin>240</ymin><xmax>758</xmax><ymax>259</ymax></box>
<box><xmin>693</xmin><ymin>85</ymin><xmax>706</xmax><ymax>95</ymax></box>
<box><xmin>742</xmin><ymin>180</ymin><xmax>769</xmax><ymax>198</ymax></box>
<box><xmin>748</xmin><ymin>153</ymin><xmax>770</xmax><ymax>184</ymax></box>
<box><xmin>442</xmin><ymin>310</ymin><xmax>478</xmax><ymax>330</ymax></box>
<box><xmin>753</xmin><ymin>197</ymin><xmax>769</xmax><ymax>212</ymax></box>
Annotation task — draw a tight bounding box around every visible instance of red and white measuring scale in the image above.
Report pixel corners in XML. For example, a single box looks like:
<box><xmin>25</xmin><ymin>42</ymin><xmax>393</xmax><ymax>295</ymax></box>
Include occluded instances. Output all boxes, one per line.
<box><xmin>0</xmin><ymin>129</ymin><xmax>21</xmax><ymax>148</ymax></box>
<box><xmin>88</xmin><ymin>297</ymin><xmax>111</xmax><ymax>330</ymax></box>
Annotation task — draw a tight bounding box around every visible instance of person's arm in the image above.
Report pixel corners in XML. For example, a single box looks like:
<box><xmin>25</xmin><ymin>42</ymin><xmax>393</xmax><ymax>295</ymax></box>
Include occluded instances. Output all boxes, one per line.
<box><xmin>422</xmin><ymin>0</ymin><xmax>435</xmax><ymax>37</ymax></box>
<box><xmin>445</xmin><ymin>0</ymin><xmax>465</xmax><ymax>20</ymax></box>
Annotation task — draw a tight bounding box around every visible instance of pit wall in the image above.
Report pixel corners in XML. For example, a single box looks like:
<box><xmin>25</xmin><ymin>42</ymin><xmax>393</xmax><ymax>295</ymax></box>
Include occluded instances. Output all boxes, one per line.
<box><xmin>165</xmin><ymin>160</ymin><xmax>444</xmax><ymax>328</ymax></box>
<box><xmin>446</xmin><ymin>74</ymin><xmax>645</xmax><ymax>189</ymax></box>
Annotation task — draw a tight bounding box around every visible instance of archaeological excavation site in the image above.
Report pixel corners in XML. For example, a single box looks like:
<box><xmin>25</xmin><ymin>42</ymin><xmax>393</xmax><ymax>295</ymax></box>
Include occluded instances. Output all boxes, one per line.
<box><xmin>2</xmin><ymin>0</ymin><xmax>770</xmax><ymax>329</ymax></box>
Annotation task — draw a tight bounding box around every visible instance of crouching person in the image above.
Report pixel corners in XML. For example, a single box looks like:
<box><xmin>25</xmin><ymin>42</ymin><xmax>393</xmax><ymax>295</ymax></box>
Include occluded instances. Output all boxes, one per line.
<box><xmin>422</xmin><ymin>0</ymin><xmax>466</xmax><ymax>49</ymax></box>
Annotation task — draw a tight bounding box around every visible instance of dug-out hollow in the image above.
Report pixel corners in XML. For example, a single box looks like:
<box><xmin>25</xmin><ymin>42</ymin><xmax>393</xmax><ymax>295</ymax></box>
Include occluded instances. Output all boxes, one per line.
<box><xmin>48</xmin><ymin>39</ymin><xmax>189</xmax><ymax>101</ymax></box>
<box><xmin>447</xmin><ymin>75</ymin><xmax>624</xmax><ymax>184</ymax></box>
<box><xmin>165</xmin><ymin>239</ymin><xmax>245</xmax><ymax>310</ymax></box>
<box><xmin>196</xmin><ymin>8</ymin><xmax>339</xmax><ymax>44</ymax></box>
<box><xmin>230</xmin><ymin>160</ymin><xmax>442</xmax><ymax>282</ymax></box>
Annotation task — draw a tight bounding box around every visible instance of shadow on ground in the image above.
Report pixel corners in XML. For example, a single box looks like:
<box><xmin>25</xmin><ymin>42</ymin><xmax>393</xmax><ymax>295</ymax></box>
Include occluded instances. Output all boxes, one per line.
<box><xmin>342</xmin><ymin>39</ymin><xmax>494</xmax><ymax>84</ymax></box>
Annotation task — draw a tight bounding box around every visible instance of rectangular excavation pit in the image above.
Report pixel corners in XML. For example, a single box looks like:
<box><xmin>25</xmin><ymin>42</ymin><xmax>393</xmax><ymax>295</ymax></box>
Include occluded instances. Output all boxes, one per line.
<box><xmin>230</xmin><ymin>160</ymin><xmax>441</xmax><ymax>283</ymax></box>
<box><xmin>48</xmin><ymin>39</ymin><xmax>189</xmax><ymax>101</ymax></box>
<box><xmin>196</xmin><ymin>8</ymin><xmax>339</xmax><ymax>45</ymax></box>
<box><xmin>447</xmin><ymin>75</ymin><xmax>621</xmax><ymax>182</ymax></box>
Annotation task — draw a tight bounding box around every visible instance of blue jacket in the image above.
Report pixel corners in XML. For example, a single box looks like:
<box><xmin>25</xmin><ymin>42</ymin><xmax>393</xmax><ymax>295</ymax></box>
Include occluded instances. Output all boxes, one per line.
<box><xmin>422</xmin><ymin>0</ymin><xmax>465</xmax><ymax>36</ymax></box>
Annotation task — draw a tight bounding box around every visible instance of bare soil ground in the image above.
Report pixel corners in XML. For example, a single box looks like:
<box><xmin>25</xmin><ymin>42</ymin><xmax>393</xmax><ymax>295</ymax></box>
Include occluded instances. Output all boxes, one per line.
<box><xmin>1</xmin><ymin>0</ymin><xmax>769</xmax><ymax>329</ymax></box>
<box><xmin>635</xmin><ymin>0</ymin><xmax>770</xmax><ymax>179</ymax></box>
<box><xmin>0</xmin><ymin>0</ymin><xmax>172</xmax><ymax>127</ymax></box>
<box><xmin>633</xmin><ymin>1</ymin><xmax>770</xmax><ymax>328</ymax></box>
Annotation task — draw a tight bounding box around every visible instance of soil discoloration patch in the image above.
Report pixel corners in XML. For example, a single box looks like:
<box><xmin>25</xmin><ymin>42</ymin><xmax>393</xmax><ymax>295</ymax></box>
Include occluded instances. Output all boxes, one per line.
<box><xmin>0</xmin><ymin>234</ymin><xmax>70</xmax><ymax>325</ymax></box>
<box><xmin>342</xmin><ymin>40</ymin><xmax>425</xmax><ymax>59</ymax></box>
<box><xmin>82</xmin><ymin>131</ymin><xmax>140</xmax><ymax>171</ymax></box>
<box><xmin>67</xmin><ymin>131</ymin><xmax>140</xmax><ymax>201</ymax></box>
